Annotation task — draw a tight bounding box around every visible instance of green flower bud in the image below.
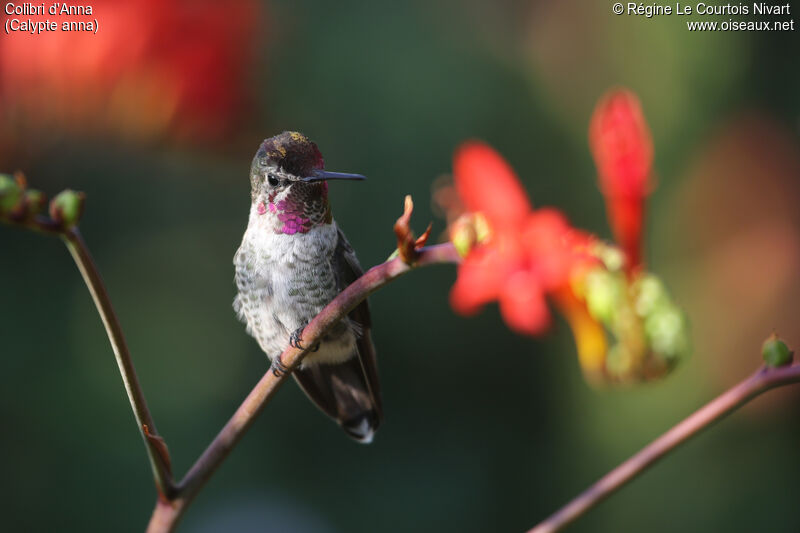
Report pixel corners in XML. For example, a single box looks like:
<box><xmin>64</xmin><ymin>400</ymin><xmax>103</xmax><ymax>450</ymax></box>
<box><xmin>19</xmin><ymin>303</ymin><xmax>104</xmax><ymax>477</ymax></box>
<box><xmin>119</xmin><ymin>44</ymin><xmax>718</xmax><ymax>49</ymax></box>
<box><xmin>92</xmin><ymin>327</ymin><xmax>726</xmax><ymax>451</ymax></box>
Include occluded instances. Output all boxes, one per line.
<box><xmin>23</xmin><ymin>189</ymin><xmax>47</xmax><ymax>219</ymax></box>
<box><xmin>584</xmin><ymin>268</ymin><xmax>622</xmax><ymax>324</ymax></box>
<box><xmin>762</xmin><ymin>334</ymin><xmax>793</xmax><ymax>367</ymax></box>
<box><xmin>644</xmin><ymin>305</ymin><xmax>689</xmax><ymax>362</ymax></box>
<box><xmin>634</xmin><ymin>274</ymin><xmax>668</xmax><ymax>316</ymax></box>
<box><xmin>451</xmin><ymin>224</ymin><xmax>476</xmax><ymax>258</ymax></box>
<box><xmin>591</xmin><ymin>242</ymin><xmax>625</xmax><ymax>272</ymax></box>
<box><xmin>0</xmin><ymin>174</ymin><xmax>22</xmax><ymax>215</ymax></box>
<box><xmin>49</xmin><ymin>189</ymin><xmax>86</xmax><ymax>228</ymax></box>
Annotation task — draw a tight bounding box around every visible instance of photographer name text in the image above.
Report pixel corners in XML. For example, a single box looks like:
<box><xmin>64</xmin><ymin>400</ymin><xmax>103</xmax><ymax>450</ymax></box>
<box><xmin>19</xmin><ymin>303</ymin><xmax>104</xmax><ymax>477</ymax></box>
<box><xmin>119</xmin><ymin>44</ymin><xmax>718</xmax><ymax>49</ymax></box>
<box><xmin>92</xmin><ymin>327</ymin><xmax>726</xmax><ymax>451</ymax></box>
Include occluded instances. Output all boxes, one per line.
<box><xmin>619</xmin><ymin>2</ymin><xmax>789</xmax><ymax>17</ymax></box>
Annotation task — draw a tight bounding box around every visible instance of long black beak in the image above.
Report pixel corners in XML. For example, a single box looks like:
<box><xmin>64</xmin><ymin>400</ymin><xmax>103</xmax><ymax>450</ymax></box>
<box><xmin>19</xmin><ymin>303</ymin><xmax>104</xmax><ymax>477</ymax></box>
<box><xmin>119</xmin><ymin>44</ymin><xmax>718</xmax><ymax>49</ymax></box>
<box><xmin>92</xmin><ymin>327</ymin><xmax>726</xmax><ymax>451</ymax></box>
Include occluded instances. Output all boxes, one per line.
<box><xmin>302</xmin><ymin>169</ymin><xmax>366</xmax><ymax>183</ymax></box>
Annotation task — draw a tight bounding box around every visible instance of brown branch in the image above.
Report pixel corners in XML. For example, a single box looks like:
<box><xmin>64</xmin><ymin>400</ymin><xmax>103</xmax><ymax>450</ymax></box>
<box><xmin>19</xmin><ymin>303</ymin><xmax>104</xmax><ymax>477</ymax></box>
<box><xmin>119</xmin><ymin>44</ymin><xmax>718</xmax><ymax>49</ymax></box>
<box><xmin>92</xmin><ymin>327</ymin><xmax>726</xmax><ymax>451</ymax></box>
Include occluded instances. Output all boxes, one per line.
<box><xmin>3</xmin><ymin>201</ymin><xmax>177</xmax><ymax>498</ymax></box>
<box><xmin>527</xmin><ymin>362</ymin><xmax>800</xmax><ymax>533</ymax></box>
<box><xmin>62</xmin><ymin>229</ymin><xmax>176</xmax><ymax>499</ymax></box>
<box><xmin>145</xmin><ymin>241</ymin><xmax>462</xmax><ymax>532</ymax></box>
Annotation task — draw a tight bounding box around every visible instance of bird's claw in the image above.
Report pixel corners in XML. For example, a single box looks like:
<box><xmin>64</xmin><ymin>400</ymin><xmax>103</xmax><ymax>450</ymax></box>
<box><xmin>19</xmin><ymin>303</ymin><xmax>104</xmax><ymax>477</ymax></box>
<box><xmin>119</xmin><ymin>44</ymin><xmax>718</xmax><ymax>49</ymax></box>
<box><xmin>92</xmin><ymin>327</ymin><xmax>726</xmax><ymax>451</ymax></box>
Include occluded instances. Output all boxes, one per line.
<box><xmin>289</xmin><ymin>325</ymin><xmax>306</xmax><ymax>349</ymax></box>
<box><xmin>289</xmin><ymin>324</ymin><xmax>320</xmax><ymax>352</ymax></box>
<box><xmin>271</xmin><ymin>355</ymin><xmax>290</xmax><ymax>377</ymax></box>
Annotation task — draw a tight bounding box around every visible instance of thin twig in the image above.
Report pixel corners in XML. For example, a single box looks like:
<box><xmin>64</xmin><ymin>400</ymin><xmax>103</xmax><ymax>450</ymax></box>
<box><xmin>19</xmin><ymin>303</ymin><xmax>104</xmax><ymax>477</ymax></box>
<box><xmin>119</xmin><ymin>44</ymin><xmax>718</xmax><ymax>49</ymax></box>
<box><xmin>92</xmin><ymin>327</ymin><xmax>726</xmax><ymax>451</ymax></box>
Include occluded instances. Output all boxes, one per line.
<box><xmin>144</xmin><ymin>242</ymin><xmax>462</xmax><ymax>532</ymax></box>
<box><xmin>4</xmin><ymin>211</ymin><xmax>176</xmax><ymax>496</ymax></box>
<box><xmin>62</xmin><ymin>228</ymin><xmax>176</xmax><ymax>498</ymax></box>
<box><xmin>5</xmin><ymin>214</ymin><xmax>65</xmax><ymax>235</ymax></box>
<box><xmin>528</xmin><ymin>363</ymin><xmax>800</xmax><ymax>533</ymax></box>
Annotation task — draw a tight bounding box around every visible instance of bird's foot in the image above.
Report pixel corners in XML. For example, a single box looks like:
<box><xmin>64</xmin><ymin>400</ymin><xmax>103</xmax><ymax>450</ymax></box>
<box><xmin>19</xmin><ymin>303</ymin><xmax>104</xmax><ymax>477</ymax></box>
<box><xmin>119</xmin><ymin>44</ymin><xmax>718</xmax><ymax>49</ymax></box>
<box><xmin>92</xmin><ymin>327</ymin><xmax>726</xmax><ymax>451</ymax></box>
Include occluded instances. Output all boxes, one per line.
<box><xmin>289</xmin><ymin>324</ymin><xmax>306</xmax><ymax>349</ymax></box>
<box><xmin>271</xmin><ymin>354</ymin><xmax>290</xmax><ymax>377</ymax></box>
<box><xmin>289</xmin><ymin>323</ymin><xmax>320</xmax><ymax>352</ymax></box>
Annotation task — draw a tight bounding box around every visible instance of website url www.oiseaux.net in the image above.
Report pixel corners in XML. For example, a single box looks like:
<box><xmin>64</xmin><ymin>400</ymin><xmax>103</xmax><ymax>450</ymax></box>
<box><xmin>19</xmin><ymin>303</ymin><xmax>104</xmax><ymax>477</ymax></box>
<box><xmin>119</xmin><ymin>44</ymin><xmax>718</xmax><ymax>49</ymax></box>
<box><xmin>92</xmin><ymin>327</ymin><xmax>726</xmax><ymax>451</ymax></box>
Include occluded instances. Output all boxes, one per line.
<box><xmin>686</xmin><ymin>18</ymin><xmax>795</xmax><ymax>30</ymax></box>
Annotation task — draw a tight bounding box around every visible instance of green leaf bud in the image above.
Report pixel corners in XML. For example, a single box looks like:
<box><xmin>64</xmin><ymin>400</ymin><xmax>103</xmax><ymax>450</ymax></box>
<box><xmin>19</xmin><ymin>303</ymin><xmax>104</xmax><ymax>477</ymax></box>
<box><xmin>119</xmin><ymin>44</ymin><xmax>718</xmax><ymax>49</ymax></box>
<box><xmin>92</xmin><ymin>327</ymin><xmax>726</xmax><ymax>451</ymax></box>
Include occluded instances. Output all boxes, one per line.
<box><xmin>22</xmin><ymin>189</ymin><xmax>47</xmax><ymax>219</ymax></box>
<box><xmin>762</xmin><ymin>334</ymin><xmax>793</xmax><ymax>368</ymax></box>
<box><xmin>0</xmin><ymin>174</ymin><xmax>22</xmax><ymax>215</ymax></box>
<box><xmin>49</xmin><ymin>189</ymin><xmax>86</xmax><ymax>228</ymax></box>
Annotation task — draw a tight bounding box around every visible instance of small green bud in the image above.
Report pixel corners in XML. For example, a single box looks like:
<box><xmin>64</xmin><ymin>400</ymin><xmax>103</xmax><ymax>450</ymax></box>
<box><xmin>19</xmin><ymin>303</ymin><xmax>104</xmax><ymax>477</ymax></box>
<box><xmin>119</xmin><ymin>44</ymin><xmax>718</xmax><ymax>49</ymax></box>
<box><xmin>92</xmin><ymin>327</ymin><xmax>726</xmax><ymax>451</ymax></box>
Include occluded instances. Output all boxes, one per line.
<box><xmin>634</xmin><ymin>274</ymin><xmax>668</xmax><ymax>316</ymax></box>
<box><xmin>762</xmin><ymin>334</ymin><xmax>793</xmax><ymax>367</ymax></box>
<box><xmin>584</xmin><ymin>268</ymin><xmax>622</xmax><ymax>324</ymax></box>
<box><xmin>0</xmin><ymin>174</ymin><xmax>22</xmax><ymax>215</ymax></box>
<box><xmin>591</xmin><ymin>242</ymin><xmax>625</xmax><ymax>272</ymax></box>
<box><xmin>451</xmin><ymin>226</ymin><xmax>475</xmax><ymax>258</ymax></box>
<box><xmin>644</xmin><ymin>305</ymin><xmax>689</xmax><ymax>362</ymax></box>
<box><xmin>49</xmin><ymin>189</ymin><xmax>86</xmax><ymax>228</ymax></box>
<box><xmin>23</xmin><ymin>189</ymin><xmax>47</xmax><ymax>219</ymax></box>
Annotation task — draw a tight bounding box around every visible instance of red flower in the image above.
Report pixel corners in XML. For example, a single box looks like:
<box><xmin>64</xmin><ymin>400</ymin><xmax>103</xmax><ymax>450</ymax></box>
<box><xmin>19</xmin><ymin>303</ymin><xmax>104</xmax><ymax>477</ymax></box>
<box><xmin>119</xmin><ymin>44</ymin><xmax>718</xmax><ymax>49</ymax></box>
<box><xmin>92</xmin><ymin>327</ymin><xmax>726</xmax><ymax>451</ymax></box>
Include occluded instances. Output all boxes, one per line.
<box><xmin>442</xmin><ymin>94</ymin><xmax>685</xmax><ymax>383</ymax></box>
<box><xmin>453</xmin><ymin>142</ymin><xmax>532</xmax><ymax>231</ymax></box>
<box><xmin>589</xmin><ymin>88</ymin><xmax>654</xmax><ymax>273</ymax></box>
<box><xmin>448</xmin><ymin>141</ymin><xmax>594</xmax><ymax>335</ymax></box>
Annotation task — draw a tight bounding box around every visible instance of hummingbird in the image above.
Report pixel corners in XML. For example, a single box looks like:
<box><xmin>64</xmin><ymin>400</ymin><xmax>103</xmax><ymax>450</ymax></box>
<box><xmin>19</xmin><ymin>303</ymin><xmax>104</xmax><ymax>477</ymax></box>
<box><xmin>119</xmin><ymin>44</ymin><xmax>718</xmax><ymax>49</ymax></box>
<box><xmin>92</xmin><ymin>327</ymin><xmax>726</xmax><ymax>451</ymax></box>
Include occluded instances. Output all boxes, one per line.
<box><xmin>233</xmin><ymin>131</ymin><xmax>382</xmax><ymax>443</ymax></box>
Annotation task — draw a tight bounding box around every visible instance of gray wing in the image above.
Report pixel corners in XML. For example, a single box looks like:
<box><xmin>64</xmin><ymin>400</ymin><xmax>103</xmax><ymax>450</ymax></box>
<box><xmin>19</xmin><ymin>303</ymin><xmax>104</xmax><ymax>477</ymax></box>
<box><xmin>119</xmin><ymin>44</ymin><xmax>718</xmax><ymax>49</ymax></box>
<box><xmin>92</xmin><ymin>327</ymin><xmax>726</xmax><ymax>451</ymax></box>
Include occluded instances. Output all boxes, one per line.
<box><xmin>292</xmin><ymin>228</ymin><xmax>383</xmax><ymax>442</ymax></box>
<box><xmin>331</xmin><ymin>228</ymin><xmax>382</xmax><ymax>414</ymax></box>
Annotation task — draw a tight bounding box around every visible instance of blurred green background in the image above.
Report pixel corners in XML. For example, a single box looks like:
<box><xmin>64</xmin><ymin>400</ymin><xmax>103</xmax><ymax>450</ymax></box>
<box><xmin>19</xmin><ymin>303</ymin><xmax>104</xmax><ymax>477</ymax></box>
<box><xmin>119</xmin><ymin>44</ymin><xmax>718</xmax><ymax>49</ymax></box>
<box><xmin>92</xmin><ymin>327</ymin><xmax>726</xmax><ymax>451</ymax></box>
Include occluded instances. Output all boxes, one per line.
<box><xmin>1</xmin><ymin>1</ymin><xmax>799</xmax><ymax>531</ymax></box>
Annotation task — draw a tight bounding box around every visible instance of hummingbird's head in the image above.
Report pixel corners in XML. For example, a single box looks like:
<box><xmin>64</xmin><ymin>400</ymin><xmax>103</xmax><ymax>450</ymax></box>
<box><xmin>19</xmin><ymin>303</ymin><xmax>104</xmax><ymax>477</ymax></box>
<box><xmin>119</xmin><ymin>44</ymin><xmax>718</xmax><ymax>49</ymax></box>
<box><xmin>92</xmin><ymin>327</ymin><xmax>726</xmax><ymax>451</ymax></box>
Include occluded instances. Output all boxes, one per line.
<box><xmin>249</xmin><ymin>131</ymin><xmax>365</xmax><ymax>234</ymax></box>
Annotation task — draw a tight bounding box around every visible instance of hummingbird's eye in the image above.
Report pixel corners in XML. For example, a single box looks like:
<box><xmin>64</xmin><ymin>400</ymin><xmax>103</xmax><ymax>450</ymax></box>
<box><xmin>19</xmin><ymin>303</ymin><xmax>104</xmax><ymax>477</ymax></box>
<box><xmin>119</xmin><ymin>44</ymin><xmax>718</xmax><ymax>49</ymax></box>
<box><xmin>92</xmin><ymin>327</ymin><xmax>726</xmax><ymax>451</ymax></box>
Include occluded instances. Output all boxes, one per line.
<box><xmin>267</xmin><ymin>173</ymin><xmax>281</xmax><ymax>187</ymax></box>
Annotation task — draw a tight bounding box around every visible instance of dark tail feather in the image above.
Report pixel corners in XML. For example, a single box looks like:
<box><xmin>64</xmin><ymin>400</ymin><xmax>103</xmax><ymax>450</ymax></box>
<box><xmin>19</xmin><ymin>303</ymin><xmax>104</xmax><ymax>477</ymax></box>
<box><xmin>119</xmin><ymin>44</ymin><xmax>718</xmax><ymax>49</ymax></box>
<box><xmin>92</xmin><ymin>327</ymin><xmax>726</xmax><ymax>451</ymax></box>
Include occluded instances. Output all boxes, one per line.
<box><xmin>293</xmin><ymin>350</ymin><xmax>382</xmax><ymax>443</ymax></box>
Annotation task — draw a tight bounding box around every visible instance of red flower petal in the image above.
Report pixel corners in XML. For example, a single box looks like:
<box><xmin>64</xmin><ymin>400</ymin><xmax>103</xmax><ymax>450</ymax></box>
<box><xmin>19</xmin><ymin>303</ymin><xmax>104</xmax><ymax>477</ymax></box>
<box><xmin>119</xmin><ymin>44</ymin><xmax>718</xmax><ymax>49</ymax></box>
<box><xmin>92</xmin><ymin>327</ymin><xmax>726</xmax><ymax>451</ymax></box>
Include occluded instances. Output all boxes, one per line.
<box><xmin>589</xmin><ymin>88</ymin><xmax>653</xmax><ymax>272</ymax></box>
<box><xmin>606</xmin><ymin>195</ymin><xmax>645</xmax><ymax>273</ymax></box>
<box><xmin>499</xmin><ymin>270</ymin><xmax>551</xmax><ymax>335</ymax></box>
<box><xmin>522</xmin><ymin>208</ymin><xmax>570</xmax><ymax>253</ymax></box>
<box><xmin>449</xmin><ymin>246</ymin><xmax>508</xmax><ymax>315</ymax></box>
<box><xmin>589</xmin><ymin>89</ymin><xmax>653</xmax><ymax>199</ymax></box>
<box><xmin>453</xmin><ymin>141</ymin><xmax>532</xmax><ymax>229</ymax></box>
<box><xmin>522</xmin><ymin>209</ymin><xmax>575</xmax><ymax>290</ymax></box>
